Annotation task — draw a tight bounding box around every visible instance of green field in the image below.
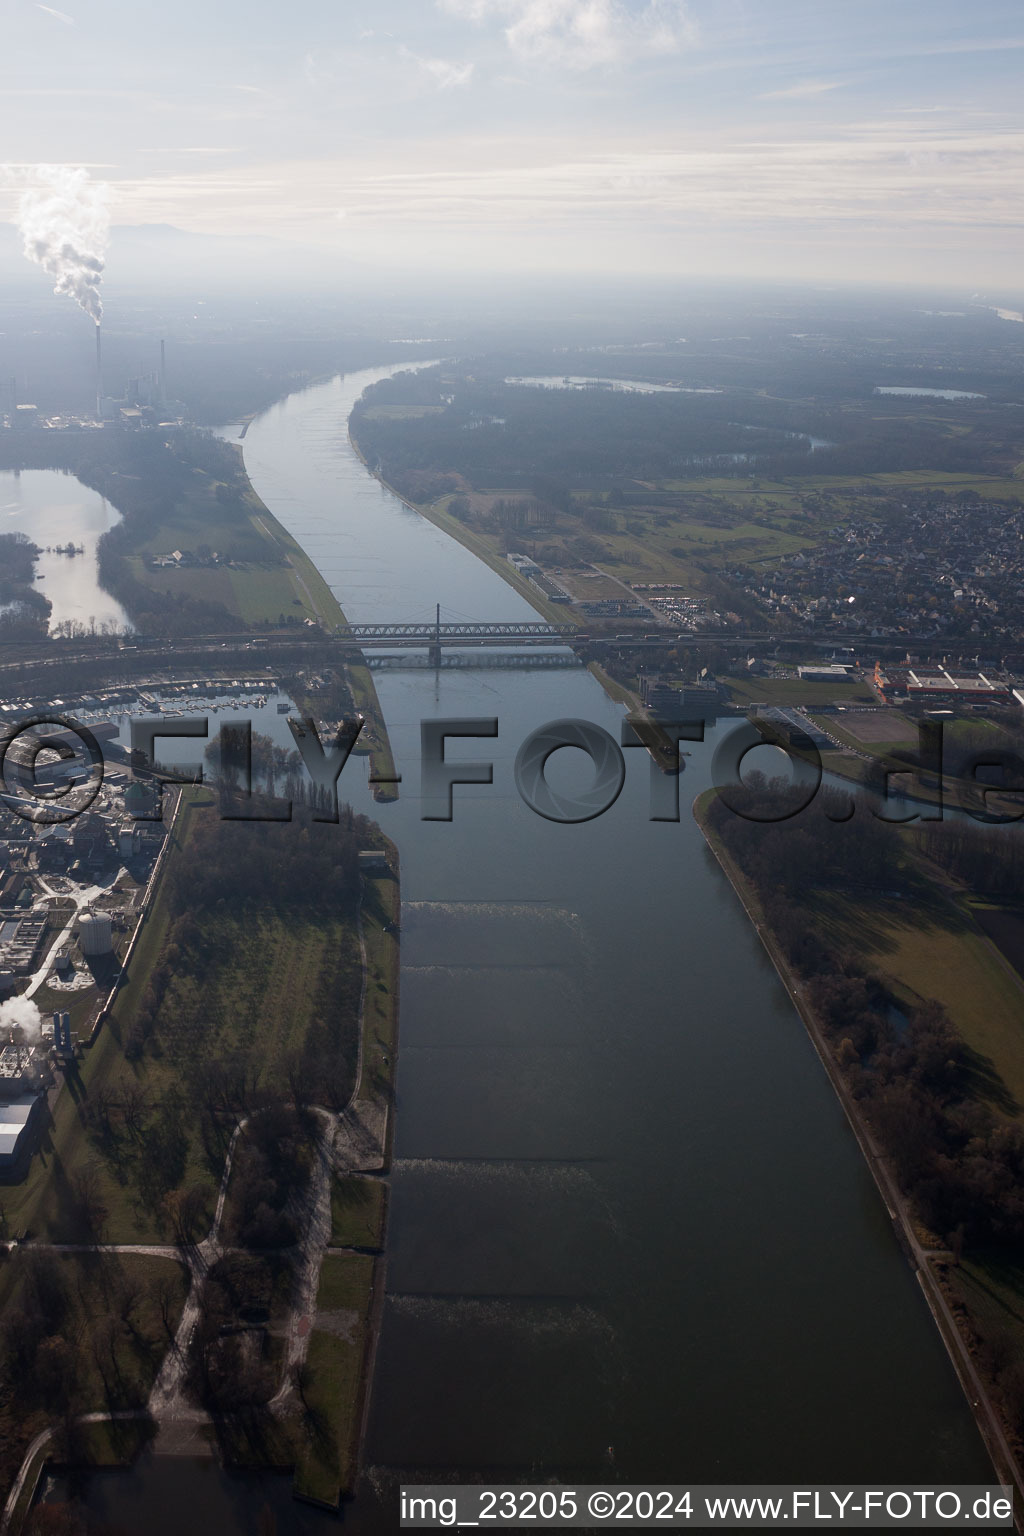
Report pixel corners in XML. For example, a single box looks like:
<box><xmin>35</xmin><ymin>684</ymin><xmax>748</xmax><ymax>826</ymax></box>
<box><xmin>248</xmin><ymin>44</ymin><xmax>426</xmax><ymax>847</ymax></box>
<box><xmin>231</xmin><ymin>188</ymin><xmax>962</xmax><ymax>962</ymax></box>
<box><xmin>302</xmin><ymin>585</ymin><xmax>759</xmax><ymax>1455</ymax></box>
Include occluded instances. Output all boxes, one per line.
<box><xmin>293</xmin><ymin>1253</ymin><xmax>376</xmax><ymax>1505</ymax></box>
<box><xmin>724</xmin><ymin>675</ymin><xmax>876</xmax><ymax>707</ymax></box>
<box><xmin>127</xmin><ymin>476</ymin><xmax>347</xmax><ymax>630</ymax></box>
<box><xmin>398</xmin><ymin>457</ymin><xmax>1024</xmax><ymax>628</ymax></box>
<box><xmin>0</xmin><ymin>794</ymin><xmax>209</xmax><ymax>1243</ymax></box>
<box><xmin>815</xmin><ymin>886</ymin><xmax>1024</xmax><ymax>1116</ymax></box>
<box><xmin>663</xmin><ymin>469</ymin><xmax>1024</xmax><ymax>501</ymax></box>
<box><xmin>331</xmin><ymin>1175</ymin><xmax>387</xmax><ymax>1248</ymax></box>
<box><xmin>0</xmin><ymin>788</ymin><xmax>368</xmax><ymax>1246</ymax></box>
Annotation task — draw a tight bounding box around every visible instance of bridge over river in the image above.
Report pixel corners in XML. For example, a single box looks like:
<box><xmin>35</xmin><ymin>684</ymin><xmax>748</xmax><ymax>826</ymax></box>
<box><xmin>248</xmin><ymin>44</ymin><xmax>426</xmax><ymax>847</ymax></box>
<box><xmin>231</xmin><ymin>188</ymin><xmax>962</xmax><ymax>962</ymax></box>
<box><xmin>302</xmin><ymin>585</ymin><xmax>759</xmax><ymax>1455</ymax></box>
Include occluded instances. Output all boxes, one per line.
<box><xmin>335</xmin><ymin>615</ymin><xmax>577</xmax><ymax>664</ymax></box>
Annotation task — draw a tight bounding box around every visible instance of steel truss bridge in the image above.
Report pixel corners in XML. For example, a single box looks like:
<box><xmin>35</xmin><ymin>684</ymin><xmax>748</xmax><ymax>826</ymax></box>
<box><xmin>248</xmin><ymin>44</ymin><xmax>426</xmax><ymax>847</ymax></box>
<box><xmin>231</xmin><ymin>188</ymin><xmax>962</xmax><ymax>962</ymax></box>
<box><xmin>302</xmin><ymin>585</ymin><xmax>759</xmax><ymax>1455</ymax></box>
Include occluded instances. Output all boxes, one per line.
<box><xmin>335</xmin><ymin>620</ymin><xmax>577</xmax><ymax>663</ymax></box>
<box><xmin>366</xmin><ymin>651</ymin><xmax>580</xmax><ymax>671</ymax></box>
<box><xmin>336</xmin><ymin>622</ymin><xmax>576</xmax><ymax>645</ymax></box>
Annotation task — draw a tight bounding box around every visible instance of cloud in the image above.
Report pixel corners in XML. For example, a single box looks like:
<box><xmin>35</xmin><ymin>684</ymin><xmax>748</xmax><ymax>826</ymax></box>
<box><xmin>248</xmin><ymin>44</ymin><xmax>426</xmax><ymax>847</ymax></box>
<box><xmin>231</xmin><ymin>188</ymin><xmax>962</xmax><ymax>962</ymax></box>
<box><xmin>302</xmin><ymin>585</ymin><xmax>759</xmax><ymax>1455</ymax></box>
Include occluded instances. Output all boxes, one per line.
<box><xmin>759</xmin><ymin>80</ymin><xmax>841</xmax><ymax>101</ymax></box>
<box><xmin>914</xmin><ymin>35</ymin><xmax>1024</xmax><ymax>55</ymax></box>
<box><xmin>400</xmin><ymin>46</ymin><xmax>475</xmax><ymax>88</ymax></box>
<box><xmin>66</xmin><ymin>117</ymin><xmax>1024</xmax><ymax>293</ymax></box>
<box><xmin>439</xmin><ymin>0</ymin><xmax>691</xmax><ymax>71</ymax></box>
<box><xmin>34</xmin><ymin>2</ymin><xmax>75</xmax><ymax>22</ymax></box>
<box><xmin>142</xmin><ymin>147</ymin><xmax>243</xmax><ymax>155</ymax></box>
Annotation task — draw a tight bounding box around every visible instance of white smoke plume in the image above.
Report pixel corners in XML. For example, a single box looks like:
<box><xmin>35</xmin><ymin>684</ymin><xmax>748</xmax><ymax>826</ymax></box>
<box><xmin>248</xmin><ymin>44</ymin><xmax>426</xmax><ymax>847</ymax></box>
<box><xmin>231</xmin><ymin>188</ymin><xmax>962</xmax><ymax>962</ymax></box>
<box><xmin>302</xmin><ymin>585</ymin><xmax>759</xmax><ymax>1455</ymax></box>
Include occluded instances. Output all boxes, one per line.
<box><xmin>0</xmin><ymin>995</ymin><xmax>43</xmax><ymax>1043</ymax></box>
<box><xmin>14</xmin><ymin>164</ymin><xmax>110</xmax><ymax>324</ymax></box>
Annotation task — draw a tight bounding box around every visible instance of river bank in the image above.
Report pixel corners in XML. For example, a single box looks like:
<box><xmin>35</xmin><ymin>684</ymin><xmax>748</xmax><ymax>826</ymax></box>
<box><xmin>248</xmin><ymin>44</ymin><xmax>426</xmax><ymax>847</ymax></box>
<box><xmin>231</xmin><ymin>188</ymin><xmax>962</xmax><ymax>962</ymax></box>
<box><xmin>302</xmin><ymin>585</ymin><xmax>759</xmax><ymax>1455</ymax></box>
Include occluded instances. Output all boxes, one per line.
<box><xmin>208</xmin><ymin>365</ymin><xmax>1002</xmax><ymax>1523</ymax></box>
<box><xmin>345</xmin><ymin>426</ymin><xmax>576</xmax><ymax>629</ymax></box>
<box><xmin>693</xmin><ymin>786</ymin><xmax>1024</xmax><ymax>1522</ymax></box>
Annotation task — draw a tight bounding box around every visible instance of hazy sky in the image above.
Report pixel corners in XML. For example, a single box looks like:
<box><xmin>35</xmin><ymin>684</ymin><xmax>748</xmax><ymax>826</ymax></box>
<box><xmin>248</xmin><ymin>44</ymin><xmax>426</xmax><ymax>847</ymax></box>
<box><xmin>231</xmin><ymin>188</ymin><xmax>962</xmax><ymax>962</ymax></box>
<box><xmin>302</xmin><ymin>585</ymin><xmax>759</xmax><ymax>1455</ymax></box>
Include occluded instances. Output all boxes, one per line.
<box><xmin>1</xmin><ymin>0</ymin><xmax>1023</xmax><ymax>287</ymax></box>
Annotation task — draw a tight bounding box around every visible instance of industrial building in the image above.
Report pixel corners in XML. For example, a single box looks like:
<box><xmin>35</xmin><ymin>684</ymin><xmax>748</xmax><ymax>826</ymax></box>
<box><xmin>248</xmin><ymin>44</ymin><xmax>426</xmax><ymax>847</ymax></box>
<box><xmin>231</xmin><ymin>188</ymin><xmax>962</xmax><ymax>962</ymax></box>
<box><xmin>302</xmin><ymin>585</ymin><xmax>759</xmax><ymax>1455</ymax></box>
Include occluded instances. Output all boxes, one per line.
<box><xmin>358</xmin><ymin>849</ymin><xmax>390</xmax><ymax>874</ymax></box>
<box><xmin>0</xmin><ymin>916</ymin><xmax>47</xmax><ymax>973</ymax></box>
<box><xmin>638</xmin><ymin>675</ymin><xmax>723</xmax><ymax>718</ymax></box>
<box><xmin>875</xmin><ymin>663</ymin><xmax>1009</xmax><ymax>703</ymax></box>
<box><xmin>507</xmin><ymin>552</ymin><xmax>541</xmax><ymax>577</ymax></box>
<box><xmin>0</xmin><ymin>1095</ymin><xmax>43</xmax><ymax>1180</ymax></box>
<box><xmin>0</xmin><ymin>1042</ymin><xmax>44</xmax><ymax>1094</ymax></box>
<box><xmin>797</xmin><ymin>663</ymin><xmax>853</xmax><ymax>683</ymax></box>
<box><xmin>755</xmin><ymin>708</ymin><xmax>834</xmax><ymax>751</ymax></box>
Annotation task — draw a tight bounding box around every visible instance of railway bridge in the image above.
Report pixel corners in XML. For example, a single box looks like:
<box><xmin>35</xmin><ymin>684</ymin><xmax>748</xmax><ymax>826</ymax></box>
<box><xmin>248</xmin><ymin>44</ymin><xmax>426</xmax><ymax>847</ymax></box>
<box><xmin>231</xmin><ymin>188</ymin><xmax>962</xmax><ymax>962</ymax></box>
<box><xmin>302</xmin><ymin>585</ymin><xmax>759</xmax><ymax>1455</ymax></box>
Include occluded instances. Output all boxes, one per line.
<box><xmin>336</xmin><ymin>609</ymin><xmax>577</xmax><ymax>665</ymax></box>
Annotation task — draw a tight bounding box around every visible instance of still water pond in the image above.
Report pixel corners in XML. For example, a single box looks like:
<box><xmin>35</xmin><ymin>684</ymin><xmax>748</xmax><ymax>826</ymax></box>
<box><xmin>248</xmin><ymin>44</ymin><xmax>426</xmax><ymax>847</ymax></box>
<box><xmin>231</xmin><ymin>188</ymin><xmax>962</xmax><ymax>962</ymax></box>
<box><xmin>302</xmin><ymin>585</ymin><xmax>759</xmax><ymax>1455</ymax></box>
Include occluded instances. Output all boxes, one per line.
<box><xmin>0</xmin><ymin>468</ymin><xmax>129</xmax><ymax>633</ymax></box>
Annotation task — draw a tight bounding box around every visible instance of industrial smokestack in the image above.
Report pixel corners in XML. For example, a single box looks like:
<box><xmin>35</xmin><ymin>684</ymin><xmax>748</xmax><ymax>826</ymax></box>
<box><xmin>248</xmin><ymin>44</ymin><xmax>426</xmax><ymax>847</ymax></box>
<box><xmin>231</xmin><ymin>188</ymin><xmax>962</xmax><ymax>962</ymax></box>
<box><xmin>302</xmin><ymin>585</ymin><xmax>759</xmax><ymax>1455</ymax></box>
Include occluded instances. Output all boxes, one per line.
<box><xmin>95</xmin><ymin>321</ymin><xmax>102</xmax><ymax>420</ymax></box>
<box><xmin>159</xmin><ymin>339</ymin><xmax>166</xmax><ymax>404</ymax></box>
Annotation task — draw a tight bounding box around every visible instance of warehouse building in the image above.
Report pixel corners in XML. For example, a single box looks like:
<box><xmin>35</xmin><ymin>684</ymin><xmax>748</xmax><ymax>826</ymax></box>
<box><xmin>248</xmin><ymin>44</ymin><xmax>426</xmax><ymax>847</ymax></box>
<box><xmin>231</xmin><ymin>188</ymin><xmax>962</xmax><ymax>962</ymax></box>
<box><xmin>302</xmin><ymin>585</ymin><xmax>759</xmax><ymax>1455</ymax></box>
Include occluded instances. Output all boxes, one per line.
<box><xmin>875</xmin><ymin>664</ymin><xmax>1009</xmax><ymax>703</ymax></box>
<box><xmin>0</xmin><ymin>1094</ymin><xmax>43</xmax><ymax>1181</ymax></box>
<box><xmin>797</xmin><ymin>663</ymin><xmax>853</xmax><ymax>682</ymax></box>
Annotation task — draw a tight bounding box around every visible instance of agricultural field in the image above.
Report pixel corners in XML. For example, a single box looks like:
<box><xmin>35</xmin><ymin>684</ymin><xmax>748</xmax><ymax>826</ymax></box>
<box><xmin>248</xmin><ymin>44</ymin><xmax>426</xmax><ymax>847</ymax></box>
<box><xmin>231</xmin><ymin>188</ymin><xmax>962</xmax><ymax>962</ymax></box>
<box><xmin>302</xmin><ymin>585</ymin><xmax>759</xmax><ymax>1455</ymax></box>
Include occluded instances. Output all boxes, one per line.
<box><xmin>125</xmin><ymin>475</ymin><xmax>342</xmax><ymax>630</ymax></box>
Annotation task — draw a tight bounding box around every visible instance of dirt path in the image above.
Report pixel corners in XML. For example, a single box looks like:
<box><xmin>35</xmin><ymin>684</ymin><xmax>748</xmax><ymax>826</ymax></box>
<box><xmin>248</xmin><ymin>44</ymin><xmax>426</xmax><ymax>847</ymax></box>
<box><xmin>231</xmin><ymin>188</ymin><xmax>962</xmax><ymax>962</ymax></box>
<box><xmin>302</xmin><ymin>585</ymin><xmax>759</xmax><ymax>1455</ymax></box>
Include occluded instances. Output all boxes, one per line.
<box><xmin>3</xmin><ymin>874</ymin><xmax>390</xmax><ymax>1513</ymax></box>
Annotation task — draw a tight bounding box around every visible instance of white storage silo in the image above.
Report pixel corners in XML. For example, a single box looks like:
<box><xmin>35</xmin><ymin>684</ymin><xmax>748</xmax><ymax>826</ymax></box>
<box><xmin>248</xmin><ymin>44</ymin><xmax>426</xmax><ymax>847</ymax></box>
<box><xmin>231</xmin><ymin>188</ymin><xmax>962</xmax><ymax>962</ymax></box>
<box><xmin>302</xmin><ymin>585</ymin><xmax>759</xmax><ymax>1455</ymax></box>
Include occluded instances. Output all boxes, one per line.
<box><xmin>78</xmin><ymin>910</ymin><xmax>113</xmax><ymax>958</ymax></box>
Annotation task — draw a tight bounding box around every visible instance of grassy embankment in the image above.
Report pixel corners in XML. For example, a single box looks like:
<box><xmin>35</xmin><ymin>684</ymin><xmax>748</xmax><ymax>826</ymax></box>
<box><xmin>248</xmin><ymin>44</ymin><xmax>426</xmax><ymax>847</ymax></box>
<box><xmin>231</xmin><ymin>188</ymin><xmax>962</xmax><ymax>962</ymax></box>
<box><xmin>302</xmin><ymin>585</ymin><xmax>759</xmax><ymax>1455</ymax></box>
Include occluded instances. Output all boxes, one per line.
<box><xmin>295</xmin><ymin>868</ymin><xmax>400</xmax><ymax>1506</ymax></box>
<box><xmin>293</xmin><ymin>1253</ymin><xmax>376</xmax><ymax>1506</ymax></box>
<box><xmin>0</xmin><ymin>793</ymin><xmax>191</xmax><ymax>1245</ymax></box>
<box><xmin>693</xmin><ymin>785</ymin><xmax>1024</xmax><ymax>1490</ymax></box>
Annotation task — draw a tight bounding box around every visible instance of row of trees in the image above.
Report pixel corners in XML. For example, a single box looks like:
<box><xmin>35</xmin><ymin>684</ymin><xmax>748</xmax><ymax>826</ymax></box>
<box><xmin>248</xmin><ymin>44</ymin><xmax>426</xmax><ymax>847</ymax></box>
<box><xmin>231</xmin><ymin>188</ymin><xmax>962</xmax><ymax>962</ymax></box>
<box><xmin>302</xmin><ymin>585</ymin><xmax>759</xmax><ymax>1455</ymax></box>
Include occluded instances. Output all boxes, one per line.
<box><xmin>0</xmin><ymin>1246</ymin><xmax>184</xmax><ymax>1508</ymax></box>
<box><xmin>918</xmin><ymin>818</ymin><xmax>1024</xmax><ymax>898</ymax></box>
<box><xmin>0</xmin><ymin>530</ymin><xmax>50</xmax><ymax>641</ymax></box>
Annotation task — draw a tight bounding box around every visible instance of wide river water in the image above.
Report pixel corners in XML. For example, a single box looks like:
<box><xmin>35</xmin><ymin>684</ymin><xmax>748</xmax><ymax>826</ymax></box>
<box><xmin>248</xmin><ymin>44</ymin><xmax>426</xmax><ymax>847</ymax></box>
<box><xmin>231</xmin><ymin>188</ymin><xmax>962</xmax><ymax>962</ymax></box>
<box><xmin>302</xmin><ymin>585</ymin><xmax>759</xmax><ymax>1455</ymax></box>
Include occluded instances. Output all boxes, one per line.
<box><xmin>55</xmin><ymin>367</ymin><xmax>994</xmax><ymax>1530</ymax></box>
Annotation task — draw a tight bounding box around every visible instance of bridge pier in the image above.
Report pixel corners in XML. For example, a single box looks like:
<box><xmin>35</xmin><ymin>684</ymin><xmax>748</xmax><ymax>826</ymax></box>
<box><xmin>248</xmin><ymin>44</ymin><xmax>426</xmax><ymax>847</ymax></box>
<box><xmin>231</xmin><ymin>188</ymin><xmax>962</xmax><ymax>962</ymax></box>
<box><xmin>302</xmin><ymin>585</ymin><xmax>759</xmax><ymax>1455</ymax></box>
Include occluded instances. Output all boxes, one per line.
<box><xmin>429</xmin><ymin>603</ymin><xmax>442</xmax><ymax>666</ymax></box>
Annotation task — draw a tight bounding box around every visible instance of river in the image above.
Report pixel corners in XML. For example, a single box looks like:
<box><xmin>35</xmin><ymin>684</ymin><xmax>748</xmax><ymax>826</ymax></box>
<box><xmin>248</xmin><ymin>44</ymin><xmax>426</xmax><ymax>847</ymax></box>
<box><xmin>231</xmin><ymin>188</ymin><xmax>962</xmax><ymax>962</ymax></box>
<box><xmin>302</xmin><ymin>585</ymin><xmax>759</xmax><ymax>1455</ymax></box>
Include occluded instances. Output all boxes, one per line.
<box><xmin>54</xmin><ymin>368</ymin><xmax>993</xmax><ymax>1530</ymax></box>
